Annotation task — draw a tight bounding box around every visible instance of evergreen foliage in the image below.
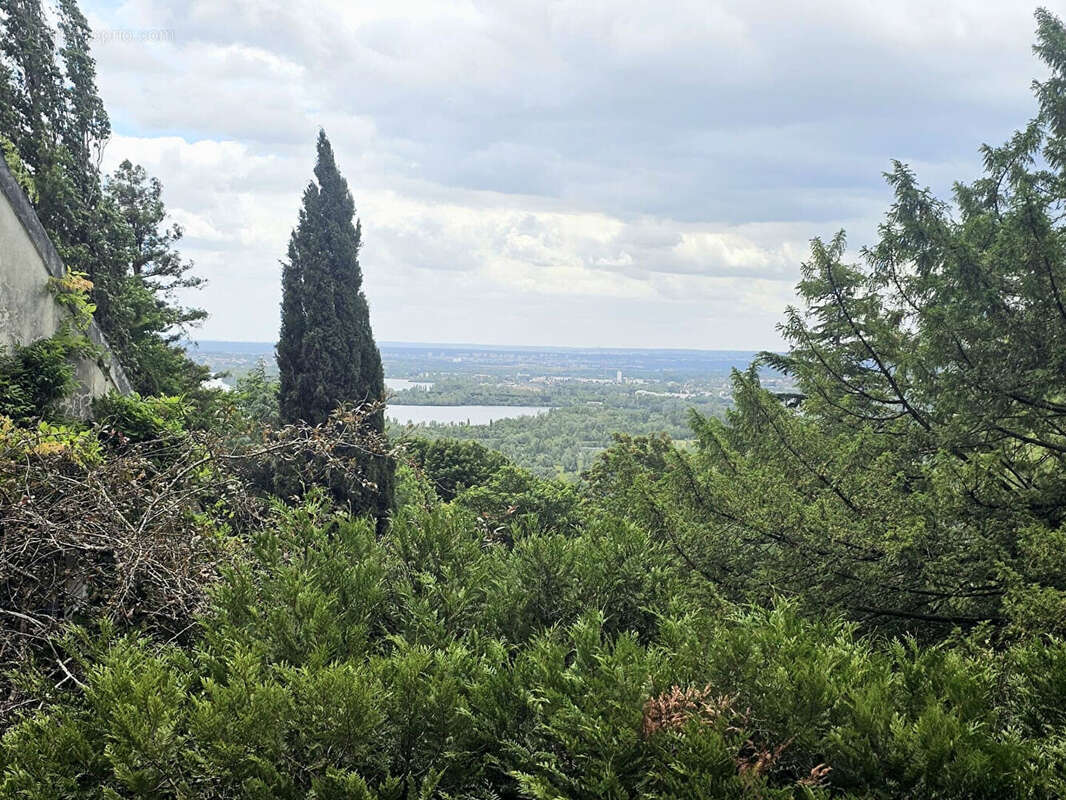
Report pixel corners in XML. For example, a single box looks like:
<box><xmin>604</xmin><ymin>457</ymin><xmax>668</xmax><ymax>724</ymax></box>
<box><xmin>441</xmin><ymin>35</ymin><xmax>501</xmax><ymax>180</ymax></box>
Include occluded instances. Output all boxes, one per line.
<box><xmin>2</xmin><ymin>500</ymin><xmax>1064</xmax><ymax>798</ymax></box>
<box><xmin>7</xmin><ymin>7</ymin><xmax>1066</xmax><ymax>799</ymax></box>
<box><xmin>0</xmin><ymin>0</ymin><xmax>206</xmax><ymax>395</ymax></box>
<box><xmin>277</xmin><ymin>131</ymin><xmax>393</xmax><ymax>520</ymax></box>
<box><xmin>101</xmin><ymin>160</ymin><xmax>209</xmax><ymax>394</ymax></box>
<box><xmin>584</xmin><ymin>7</ymin><xmax>1066</xmax><ymax>639</ymax></box>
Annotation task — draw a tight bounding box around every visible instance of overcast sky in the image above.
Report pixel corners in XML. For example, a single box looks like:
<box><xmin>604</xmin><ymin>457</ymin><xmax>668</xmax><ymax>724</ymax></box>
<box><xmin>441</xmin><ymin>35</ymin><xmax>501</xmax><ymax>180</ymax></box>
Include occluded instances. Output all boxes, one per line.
<box><xmin>82</xmin><ymin>0</ymin><xmax>1056</xmax><ymax>349</ymax></box>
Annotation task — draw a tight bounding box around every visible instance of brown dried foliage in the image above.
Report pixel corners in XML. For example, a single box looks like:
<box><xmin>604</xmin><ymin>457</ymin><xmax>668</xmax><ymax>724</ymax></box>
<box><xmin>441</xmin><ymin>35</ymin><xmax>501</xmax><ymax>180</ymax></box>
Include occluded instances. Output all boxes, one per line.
<box><xmin>737</xmin><ymin>737</ymin><xmax>793</xmax><ymax>780</ymax></box>
<box><xmin>798</xmin><ymin>762</ymin><xmax>833</xmax><ymax>788</ymax></box>
<box><xmin>0</xmin><ymin>402</ymin><xmax>392</xmax><ymax>722</ymax></box>
<box><xmin>642</xmin><ymin>685</ymin><xmax>831</xmax><ymax>792</ymax></box>
<box><xmin>641</xmin><ymin>684</ymin><xmax>737</xmax><ymax>738</ymax></box>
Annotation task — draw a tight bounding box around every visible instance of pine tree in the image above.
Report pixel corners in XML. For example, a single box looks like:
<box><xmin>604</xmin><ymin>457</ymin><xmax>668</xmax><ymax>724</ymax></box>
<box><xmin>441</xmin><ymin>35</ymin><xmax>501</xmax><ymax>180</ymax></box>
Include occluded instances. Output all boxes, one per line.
<box><xmin>277</xmin><ymin>131</ymin><xmax>393</xmax><ymax>520</ymax></box>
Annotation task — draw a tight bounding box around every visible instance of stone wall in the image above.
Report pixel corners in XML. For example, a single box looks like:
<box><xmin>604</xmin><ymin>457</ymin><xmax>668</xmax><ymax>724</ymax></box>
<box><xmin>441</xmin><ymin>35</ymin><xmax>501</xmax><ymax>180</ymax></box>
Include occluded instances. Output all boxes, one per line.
<box><xmin>0</xmin><ymin>159</ymin><xmax>131</xmax><ymax>416</ymax></box>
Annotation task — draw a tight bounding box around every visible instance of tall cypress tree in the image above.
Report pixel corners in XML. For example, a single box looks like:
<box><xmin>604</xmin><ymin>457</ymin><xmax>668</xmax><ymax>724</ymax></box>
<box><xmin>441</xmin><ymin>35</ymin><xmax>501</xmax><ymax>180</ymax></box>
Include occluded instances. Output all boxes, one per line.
<box><xmin>277</xmin><ymin>131</ymin><xmax>393</xmax><ymax>520</ymax></box>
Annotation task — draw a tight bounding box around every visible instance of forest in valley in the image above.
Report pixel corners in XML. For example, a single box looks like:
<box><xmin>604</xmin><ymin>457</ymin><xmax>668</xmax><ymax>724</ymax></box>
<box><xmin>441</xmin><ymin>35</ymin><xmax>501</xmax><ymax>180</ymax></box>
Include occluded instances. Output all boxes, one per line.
<box><xmin>191</xmin><ymin>346</ymin><xmax>743</xmax><ymax>478</ymax></box>
<box><xmin>4</xmin><ymin>2</ymin><xmax>1066</xmax><ymax>798</ymax></box>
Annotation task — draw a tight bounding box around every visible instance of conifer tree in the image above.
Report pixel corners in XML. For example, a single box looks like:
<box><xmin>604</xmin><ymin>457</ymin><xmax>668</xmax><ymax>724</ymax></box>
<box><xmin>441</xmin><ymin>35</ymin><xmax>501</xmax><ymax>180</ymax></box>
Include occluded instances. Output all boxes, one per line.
<box><xmin>0</xmin><ymin>0</ymin><xmax>207</xmax><ymax>394</ymax></box>
<box><xmin>277</xmin><ymin>131</ymin><xmax>393</xmax><ymax>520</ymax></box>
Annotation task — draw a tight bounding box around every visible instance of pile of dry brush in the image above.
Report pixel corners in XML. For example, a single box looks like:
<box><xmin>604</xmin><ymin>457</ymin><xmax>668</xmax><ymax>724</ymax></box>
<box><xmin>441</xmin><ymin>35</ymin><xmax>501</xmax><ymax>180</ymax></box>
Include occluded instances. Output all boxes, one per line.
<box><xmin>0</xmin><ymin>403</ymin><xmax>392</xmax><ymax>723</ymax></box>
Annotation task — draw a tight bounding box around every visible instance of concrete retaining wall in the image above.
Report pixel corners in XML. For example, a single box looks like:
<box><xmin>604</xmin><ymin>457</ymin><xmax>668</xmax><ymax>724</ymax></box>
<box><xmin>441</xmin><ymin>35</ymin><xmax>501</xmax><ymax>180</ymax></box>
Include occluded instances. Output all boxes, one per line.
<box><xmin>0</xmin><ymin>158</ymin><xmax>131</xmax><ymax>416</ymax></box>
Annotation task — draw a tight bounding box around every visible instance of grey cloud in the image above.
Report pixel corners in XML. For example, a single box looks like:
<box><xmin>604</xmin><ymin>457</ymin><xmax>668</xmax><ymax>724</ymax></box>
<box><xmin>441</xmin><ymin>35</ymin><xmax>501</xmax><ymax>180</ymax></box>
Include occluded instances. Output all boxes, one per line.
<box><xmin>84</xmin><ymin>0</ymin><xmax>1058</xmax><ymax>347</ymax></box>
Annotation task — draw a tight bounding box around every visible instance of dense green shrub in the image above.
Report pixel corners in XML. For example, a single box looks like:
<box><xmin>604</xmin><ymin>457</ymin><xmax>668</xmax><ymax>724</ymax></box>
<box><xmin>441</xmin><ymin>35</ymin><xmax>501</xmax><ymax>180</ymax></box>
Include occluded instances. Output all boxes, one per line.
<box><xmin>455</xmin><ymin>463</ymin><xmax>582</xmax><ymax>536</ymax></box>
<box><xmin>0</xmin><ymin>336</ymin><xmax>89</xmax><ymax>421</ymax></box>
<box><xmin>3</xmin><ymin>500</ymin><xmax>1064</xmax><ymax>798</ymax></box>
<box><xmin>91</xmin><ymin>392</ymin><xmax>190</xmax><ymax>443</ymax></box>
<box><xmin>0</xmin><ymin>416</ymin><xmax>102</xmax><ymax>468</ymax></box>
<box><xmin>233</xmin><ymin>360</ymin><xmax>280</xmax><ymax>428</ymax></box>
<box><xmin>401</xmin><ymin>438</ymin><xmax>581</xmax><ymax>535</ymax></box>
<box><xmin>403</xmin><ymin>437</ymin><xmax>510</xmax><ymax>502</ymax></box>
<box><xmin>393</xmin><ymin>461</ymin><xmax>440</xmax><ymax>512</ymax></box>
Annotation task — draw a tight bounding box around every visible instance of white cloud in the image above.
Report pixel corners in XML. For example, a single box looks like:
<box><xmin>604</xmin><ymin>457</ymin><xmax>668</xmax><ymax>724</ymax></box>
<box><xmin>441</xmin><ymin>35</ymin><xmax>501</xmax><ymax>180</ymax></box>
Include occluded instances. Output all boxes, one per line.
<box><xmin>101</xmin><ymin>132</ymin><xmax>804</xmax><ymax>345</ymax></box>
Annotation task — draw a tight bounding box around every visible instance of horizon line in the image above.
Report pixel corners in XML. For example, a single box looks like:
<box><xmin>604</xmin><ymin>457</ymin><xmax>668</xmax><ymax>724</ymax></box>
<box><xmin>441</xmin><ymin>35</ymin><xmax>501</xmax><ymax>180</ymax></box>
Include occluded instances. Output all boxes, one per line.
<box><xmin>188</xmin><ymin>338</ymin><xmax>779</xmax><ymax>355</ymax></box>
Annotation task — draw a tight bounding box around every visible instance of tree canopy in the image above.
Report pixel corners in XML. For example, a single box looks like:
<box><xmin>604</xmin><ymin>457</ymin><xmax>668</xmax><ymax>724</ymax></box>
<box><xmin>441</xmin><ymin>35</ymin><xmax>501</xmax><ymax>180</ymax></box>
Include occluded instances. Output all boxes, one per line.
<box><xmin>585</xmin><ymin>8</ymin><xmax>1066</xmax><ymax>638</ymax></box>
<box><xmin>0</xmin><ymin>0</ymin><xmax>206</xmax><ymax>394</ymax></box>
<box><xmin>277</xmin><ymin>131</ymin><xmax>394</xmax><ymax>519</ymax></box>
